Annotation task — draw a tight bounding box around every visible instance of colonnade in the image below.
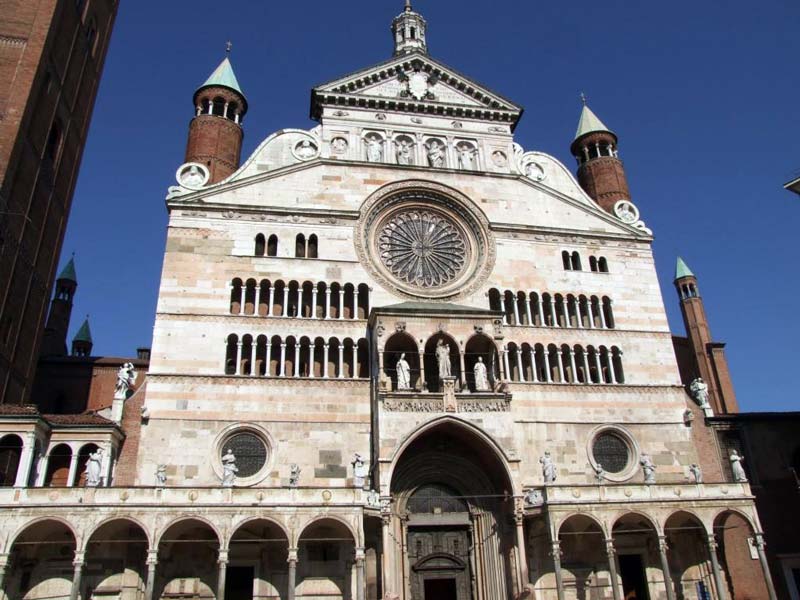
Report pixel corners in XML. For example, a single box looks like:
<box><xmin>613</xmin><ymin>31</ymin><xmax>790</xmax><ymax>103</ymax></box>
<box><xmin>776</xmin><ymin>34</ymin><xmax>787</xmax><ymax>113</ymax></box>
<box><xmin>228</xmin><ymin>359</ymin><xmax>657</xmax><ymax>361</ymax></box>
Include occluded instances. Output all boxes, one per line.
<box><xmin>489</xmin><ymin>289</ymin><xmax>615</xmax><ymax>329</ymax></box>
<box><xmin>230</xmin><ymin>279</ymin><xmax>371</xmax><ymax>320</ymax></box>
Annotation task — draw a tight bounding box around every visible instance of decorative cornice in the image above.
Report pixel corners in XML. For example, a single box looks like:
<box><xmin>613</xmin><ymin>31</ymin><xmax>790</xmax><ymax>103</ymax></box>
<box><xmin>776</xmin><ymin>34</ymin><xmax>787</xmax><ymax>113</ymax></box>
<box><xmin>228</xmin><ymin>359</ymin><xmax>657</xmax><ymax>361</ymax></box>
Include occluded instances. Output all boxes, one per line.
<box><xmin>146</xmin><ymin>373</ymin><xmax>370</xmax><ymax>386</ymax></box>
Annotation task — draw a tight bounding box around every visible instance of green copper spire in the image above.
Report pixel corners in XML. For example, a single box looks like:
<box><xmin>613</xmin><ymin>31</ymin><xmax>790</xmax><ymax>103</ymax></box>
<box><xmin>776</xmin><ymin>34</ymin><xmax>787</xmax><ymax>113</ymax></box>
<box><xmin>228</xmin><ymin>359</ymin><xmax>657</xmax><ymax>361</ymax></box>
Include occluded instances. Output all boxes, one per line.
<box><xmin>73</xmin><ymin>318</ymin><xmax>92</xmax><ymax>343</ymax></box>
<box><xmin>57</xmin><ymin>257</ymin><xmax>77</xmax><ymax>283</ymax></box>
<box><xmin>674</xmin><ymin>256</ymin><xmax>695</xmax><ymax>281</ymax></box>
<box><xmin>574</xmin><ymin>103</ymin><xmax>613</xmax><ymax>141</ymax></box>
<box><xmin>198</xmin><ymin>56</ymin><xmax>245</xmax><ymax>97</ymax></box>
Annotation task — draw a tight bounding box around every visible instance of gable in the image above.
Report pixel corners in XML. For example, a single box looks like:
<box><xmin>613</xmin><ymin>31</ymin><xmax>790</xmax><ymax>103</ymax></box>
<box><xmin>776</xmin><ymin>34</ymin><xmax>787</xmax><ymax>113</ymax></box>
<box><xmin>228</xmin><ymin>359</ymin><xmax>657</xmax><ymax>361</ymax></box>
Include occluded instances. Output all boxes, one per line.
<box><xmin>311</xmin><ymin>51</ymin><xmax>523</xmax><ymax>128</ymax></box>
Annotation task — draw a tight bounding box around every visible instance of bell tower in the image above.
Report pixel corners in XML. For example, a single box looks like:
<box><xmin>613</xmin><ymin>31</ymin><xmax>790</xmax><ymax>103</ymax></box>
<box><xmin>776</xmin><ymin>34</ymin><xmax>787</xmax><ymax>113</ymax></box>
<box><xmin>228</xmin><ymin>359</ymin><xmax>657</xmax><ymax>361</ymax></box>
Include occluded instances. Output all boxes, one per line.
<box><xmin>674</xmin><ymin>257</ymin><xmax>738</xmax><ymax>414</ymax></box>
<box><xmin>185</xmin><ymin>47</ymin><xmax>248</xmax><ymax>184</ymax></box>
<box><xmin>40</xmin><ymin>258</ymin><xmax>78</xmax><ymax>357</ymax></box>
<box><xmin>392</xmin><ymin>1</ymin><xmax>428</xmax><ymax>55</ymax></box>
<box><xmin>570</xmin><ymin>99</ymin><xmax>631</xmax><ymax>214</ymax></box>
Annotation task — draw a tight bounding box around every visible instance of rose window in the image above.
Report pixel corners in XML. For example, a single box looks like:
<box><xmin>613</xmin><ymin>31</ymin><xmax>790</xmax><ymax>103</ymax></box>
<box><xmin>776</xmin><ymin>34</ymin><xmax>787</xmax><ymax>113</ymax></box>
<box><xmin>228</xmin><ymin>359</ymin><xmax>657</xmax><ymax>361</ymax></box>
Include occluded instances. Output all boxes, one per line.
<box><xmin>378</xmin><ymin>211</ymin><xmax>467</xmax><ymax>288</ymax></box>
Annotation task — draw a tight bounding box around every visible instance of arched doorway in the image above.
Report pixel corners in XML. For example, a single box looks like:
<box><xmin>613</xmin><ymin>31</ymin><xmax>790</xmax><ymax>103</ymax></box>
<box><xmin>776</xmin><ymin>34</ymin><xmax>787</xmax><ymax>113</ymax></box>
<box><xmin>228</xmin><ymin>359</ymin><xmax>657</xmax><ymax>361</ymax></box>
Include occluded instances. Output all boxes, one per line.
<box><xmin>156</xmin><ymin>518</ymin><xmax>220</xmax><ymax>600</ymax></box>
<box><xmin>5</xmin><ymin>519</ymin><xmax>77</xmax><ymax>600</ymax></box>
<box><xmin>296</xmin><ymin>518</ymin><xmax>356</xmax><ymax>600</ymax></box>
<box><xmin>389</xmin><ymin>420</ymin><xmax>516</xmax><ymax>600</ymax></box>
<box><xmin>228</xmin><ymin>519</ymin><xmax>290</xmax><ymax>600</ymax></box>
<box><xmin>85</xmin><ymin>519</ymin><xmax>149</xmax><ymax>599</ymax></box>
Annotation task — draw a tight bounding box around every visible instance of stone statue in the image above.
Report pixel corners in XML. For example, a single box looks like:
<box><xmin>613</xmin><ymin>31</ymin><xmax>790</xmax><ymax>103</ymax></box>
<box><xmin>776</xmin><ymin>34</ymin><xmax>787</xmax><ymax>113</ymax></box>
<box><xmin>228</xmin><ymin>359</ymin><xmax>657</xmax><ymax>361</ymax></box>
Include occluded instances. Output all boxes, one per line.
<box><xmin>114</xmin><ymin>363</ymin><xmax>137</xmax><ymax>400</ymax></box>
<box><xmin>640</xmin><ymin>453</ymin><xmax>657</xmax><ymax>484</ymax></box>
<box><xmin>395</xmin><ymin>139</ymin><xmax>414</xmax><ymax>165</ymax></box>
<box><xmin>289</xmin><ymin>464</ymin><xmax>301</xmax><ymax>487</ymax></box>
<box><xmin>730</xmin><ymin>450</ymin><xmax>747</xmax><ymax>482</ymax></box>
<box><xmin>221</xmin><ymin>448</ymin><xmax>238</xmax><ymax>487</ymax></box>
<box><xmin>155</xmin><ymin>464</ymin><xmax>167</xmax><ymax>487</ymax></box>
<box><xmin>457</xmin><ymin>144</ymin><xmax>475</xmax><ymax>170</ymax></box>
<box><xmin>540</xmin><ymin>451</ymin><xmax>557</xmax><ymax>484</ymax></box>
<box><xmin>435</xmin><ymin>340</ymin><xmax>452</xmax><ymax>379</ymax></box>
<box><xmin>594</xmin><ymin>463</ymin><xmax>605</xmax><ymax>483</ymax></box>
<box><xmin>473</xmin><ymin>357</ymin><xmax>489</xmax><ymax>391</ymax></box>
<box><xmin>523</xmin><ymin>488</ymin><xmax>543</xmax><ymax>507</ymax></box>
<box><xmin>182</xmin><ymin>165</ymin><xmax>205</xmax><ymax>187</ymax></box>
<box><xmin>366</xmin><ymin>489</ymin><xmax>380</xmax><ymax>508</ymax></box>
<box><xmin>689</xmin><ymin>463</ymin><xmax>703</xmax><ymax>483</ymax></box>
<box><xmin>295</xmin><ymin>140</ymin><xmax>317</xmax><ymax>159</ymax></box>
<box><xmin>365</xmin><ymin>136</ymin><xmax>383</xmax><ymax>162</ymax></box>
<box><xmin>689</xmin><ymin>378</ymin><xmax>711</xmax><ymax>409</ymax></box>
<box><xmin>85</xmin><ymin>448</ymin><xmax>103</xmax><ymax>487</ymax></box>
<box><xmin>426</xmin><ymin>140</ymin><xmax>445</xmax><ymax>168</ymax></box>
<box><xmin>396</xmin><ymin>353</ymin><xmax>412</xmax><ymax>390</ymax></box>
<box><xmin>352</xmin><ymin>453</ymin><xmax>368</xmax><ymax>488</ymax></box>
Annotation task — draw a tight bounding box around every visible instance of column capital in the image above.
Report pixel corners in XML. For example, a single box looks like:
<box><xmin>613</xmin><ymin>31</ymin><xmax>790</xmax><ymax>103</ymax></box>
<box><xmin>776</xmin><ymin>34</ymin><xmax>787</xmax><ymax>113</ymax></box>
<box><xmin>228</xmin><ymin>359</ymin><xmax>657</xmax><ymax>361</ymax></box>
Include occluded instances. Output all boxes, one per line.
<box><xmin>72</xmin><ymin>551</ymin><xmax>86</xmax><ymax>567</ymax></box>
<box><xmin>657</xmin><ymin>535</ymin><xmax>669</xmax><ymax>552</ymax></box>
<box><xmin>550</xmin><ymin>539</ymin><xmax>562</xmax><ymax>558</ymax></box>
<box><xmin>604</xmin><ymin>538</ymin><xmax>616</xmax><ymax>556</ymax></box>
<box><xmin>706</xmin><ymin>533</ymin><xmax>719</xmax><ymax>551</ymax></box>
<box><xmin>217</xmin><ymin>550</ymin><xmax>229</xmax><ymax>564</ymax></box>
<box><xmin>146</xmin><ymin>549</ymin><xmax>158</xmax><ymax>565</ymax></box>
<box><xmin>288</xmin><ymin>548</ymin><xmax>299</xmax><ymax>563</ymax></box>
<box><xmin>754</xmin><ymin>532</ymin><xmax>767</xmax><ymax>549</ymax></box>
<box><xmin>355</xmin><ymin>547</ymin><xmax>366</xmax><ymax>561</ymax></box>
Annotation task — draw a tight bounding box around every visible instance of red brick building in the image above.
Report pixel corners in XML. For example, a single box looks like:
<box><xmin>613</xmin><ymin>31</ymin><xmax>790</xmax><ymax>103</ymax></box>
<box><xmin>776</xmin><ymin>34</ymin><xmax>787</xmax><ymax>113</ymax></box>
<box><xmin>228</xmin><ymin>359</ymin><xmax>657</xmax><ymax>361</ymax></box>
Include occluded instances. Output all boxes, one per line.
<box><xmin>0</xmin><ymin>0</ymin><xmax>119</xmax><ymax>406</ymax></box>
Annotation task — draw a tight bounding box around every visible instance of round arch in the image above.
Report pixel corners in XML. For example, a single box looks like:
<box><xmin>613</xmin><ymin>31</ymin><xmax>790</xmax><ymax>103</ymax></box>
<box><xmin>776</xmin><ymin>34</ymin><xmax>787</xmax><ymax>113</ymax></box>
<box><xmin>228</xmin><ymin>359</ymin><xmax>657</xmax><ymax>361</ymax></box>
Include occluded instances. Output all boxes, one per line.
<box><xmin>556</xmin><ymin>512</ymin><xmax>608</xmax><ymax>539</ymax></box>
<box><xmin>296</xmin><ymin>514</ymin><xmax>359</xmax><ymax>548</ymax></box>
<box><xmin>155</xmin><ymin>516</ymin><xmax>223</xmax><ymax>548</ymax></box>
<box><xmin>8</xmin><ymin>516</ymin><xmax>78</xmax><ymax>552</ymax></box>
<box><xmin>711</xmin><ymin>506</ymin><xmax>759</xmax><ymax>534</ymax></box>
<box><xmin>663</xmin><ymin>509</ymin><xmax>709</xmax><ymax>536</ymax></box>
<box><xmin>86</xmin><ymin>516</ymin><xmax>153</xmax><ymax>550</ymax></box>
<box><xmin>610</xmin><ymin>510</ymin><xmax>661</xmax><ymax>535</ymax></box>
<box><xmin>228</xmin><ymin>516</ymin><xmax>291</xmax><ymax>548</ymax></box>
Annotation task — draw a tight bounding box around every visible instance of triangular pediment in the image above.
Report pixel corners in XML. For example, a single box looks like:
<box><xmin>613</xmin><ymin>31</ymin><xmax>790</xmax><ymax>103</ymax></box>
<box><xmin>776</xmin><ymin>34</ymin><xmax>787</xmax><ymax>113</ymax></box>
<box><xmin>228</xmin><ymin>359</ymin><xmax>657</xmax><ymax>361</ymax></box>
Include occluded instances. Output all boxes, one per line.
<box><xmin>311</xmin><ymin>51</ymin><xmax>523</xmax><ymax>129</ymax></box>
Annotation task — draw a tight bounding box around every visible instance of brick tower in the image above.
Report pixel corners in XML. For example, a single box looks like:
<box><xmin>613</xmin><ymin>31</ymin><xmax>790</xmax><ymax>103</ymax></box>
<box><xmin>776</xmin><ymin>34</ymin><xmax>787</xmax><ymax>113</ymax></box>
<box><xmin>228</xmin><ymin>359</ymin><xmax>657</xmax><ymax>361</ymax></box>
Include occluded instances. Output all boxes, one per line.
<box><xmin>71</xmin><ymin>318</ymin><xmax>93</xmax><ymax>357</ymax></box>
<box><xmin>184</xmin><ymin>52</ymin><xmax>248</xmax><ymax>184</ymax></box>
<box><xmin>40</xmin><ymin>258</ymin><xmax>78</xmax><ymax>357</ymax></box>
<box><xmin>674</xmin><ymin>257</ymin><xmax>738</xmax><ymax>414</ymax></box>
<box><xmin>570</xmin><ymin>101</ymin><xmax>631</xmax><ymax>214</ymax></box>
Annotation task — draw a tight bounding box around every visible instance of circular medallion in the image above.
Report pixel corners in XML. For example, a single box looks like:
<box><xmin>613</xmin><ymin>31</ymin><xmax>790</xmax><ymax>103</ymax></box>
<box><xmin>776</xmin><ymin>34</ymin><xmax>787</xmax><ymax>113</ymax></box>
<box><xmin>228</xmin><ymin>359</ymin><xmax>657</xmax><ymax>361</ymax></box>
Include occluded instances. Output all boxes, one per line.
<box><xmin>292</xmin><ymin>139</ymin><xmax>319</xmax><ymax>161</ymax></box>
<box><xmin>176</xmin><ymin>162</ymin><xmax>210</xmax><ymax>190</ymax></box>
<box><xmin>613</xmin><ymin>200</ymin><xmax>640</xmax><ymax>224</ymax></box>
<box><xmin>356</xmin><ymin>181</ymin><xmax>495</xmax><ymax>300</ymax></box>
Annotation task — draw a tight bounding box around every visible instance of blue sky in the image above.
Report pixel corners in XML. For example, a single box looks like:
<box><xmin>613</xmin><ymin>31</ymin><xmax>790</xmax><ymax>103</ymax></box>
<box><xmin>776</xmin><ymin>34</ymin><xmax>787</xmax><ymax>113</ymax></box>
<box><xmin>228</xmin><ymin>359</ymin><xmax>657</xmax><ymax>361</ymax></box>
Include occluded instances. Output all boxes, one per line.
<box><xmin>62</xmin><ymin>0</ymin><xmax>799</xmax><ymax>411</ymax></box>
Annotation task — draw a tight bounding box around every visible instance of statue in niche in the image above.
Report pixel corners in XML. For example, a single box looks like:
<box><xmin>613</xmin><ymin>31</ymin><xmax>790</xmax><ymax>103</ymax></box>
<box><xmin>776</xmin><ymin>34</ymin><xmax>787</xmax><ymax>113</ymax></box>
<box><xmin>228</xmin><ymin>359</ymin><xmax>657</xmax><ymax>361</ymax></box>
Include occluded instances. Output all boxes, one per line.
<box><xmin>457</xmin><ymin>144</ymin><xmax>476</xmax><ymax>170</ymax></box>
<box><xmin>689</xmin><ymin>378</ymin><xmax>711</xmax><ymax>410</ymax></box>
<box><xmin>689</xmin><ymin>463</ymin><xmax>703</xmax><ymax>483</ymax></box>
<box><xmin>730</xmin><ymin>450</ymin><xmax>747</xmax><ymax>482</ymax></box>
<box><xmin>540</xmin><ymin>451</ymin><xmax>557</xmax><ymax>484</ymax></box>
<box><xmin>289</xmin><ymin>464</ymin><xmax>301</xmax><ymax>487</ymax></box>
<box><xmin>395</xmin><ymin>139</ymin><xmax>414</xmax><ymax>165</ymax></box>
<box><xmin>365</xmin><ymin>135</ymin><xmax>383</xmax><ymax>162</ymax></box>
<box><xmin>115</xmin><ymin>363</ymin><xmax>137</xmax><ymax>399</ymax></box>
<box><xmin>221</xmin><ymin>449</ymin><xmax>238</xmax><ymax>487</ymax></box>
<box><xmin>435</xmin><ymin>339</ymin><xmax>452</xmax><ymax>379</ymax></box>
<box><xmin>640</xmin><ymin>453</ymin><xmax>657</xmax><ymax>484</ymax></box>
<box><xmin>181</xmin><ymin>165</ymin><xmax>205</xmax><ymax>187</ymax></box>
<box><xmin>155</xmin><ymin>464</ymin><xmax>167</xmax><ymax>487</ymax></box>
<box><xmin>352</xmin><ymin>453</ymin><xmax>368</xmax><ymax>488</ymax></box>
<box><xmin>85</xmin><ymin>448</ymin><xmax>103</xmax><ymax>487</ymax></box>
<box><xmin>473</xmin><ymin>357</ymin><xmax>489</xmax><ymax>391</ymax></box>
<box><xmin>396</xmin><ymin>353</ymin><xmax>412</xmax><ymax>390</ymax></box>
<box><xmin>426</xmin><ymin>140</ymin><xmax>445</xmax><ymax>168</ymax></box>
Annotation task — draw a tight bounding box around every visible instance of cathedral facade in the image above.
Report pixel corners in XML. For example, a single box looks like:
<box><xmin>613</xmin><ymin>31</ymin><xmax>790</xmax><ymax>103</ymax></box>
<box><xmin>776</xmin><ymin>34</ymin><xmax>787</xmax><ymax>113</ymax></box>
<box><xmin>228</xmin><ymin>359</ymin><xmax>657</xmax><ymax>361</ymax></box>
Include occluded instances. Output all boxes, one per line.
<box><xmin>0</xmin><ymin>5</ymin><xmax>779</xmax><ymax>600</ymax></box>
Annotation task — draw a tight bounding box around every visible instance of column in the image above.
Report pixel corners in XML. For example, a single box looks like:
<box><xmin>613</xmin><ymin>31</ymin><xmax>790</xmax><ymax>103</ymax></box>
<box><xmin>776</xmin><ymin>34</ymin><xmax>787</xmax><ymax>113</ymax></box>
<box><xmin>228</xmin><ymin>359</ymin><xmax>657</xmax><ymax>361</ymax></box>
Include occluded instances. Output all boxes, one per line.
<box><xmin>594</xmin><ymin>351</ymin><xmax>603</xmax><ymax>384</ymax></box>
<box><xmin>516</xmin><ymin>349</ymin><xmax>525</xmax><ymax>383</ymax></box>
<box><xmin>599</xmin><ymin>303</ymin><xmax>608</xmax><ymax>329</ymax></box>
<box><xmin>568</xmin><ymin>350</ymin><xmax>578</xmax><ymax>385</ymax></box>
<box><xmin>536</xmin><ymin>299</ymin><xmax>545</xmax><ymax>327</ymax></box>
<box><xmin>216</xmin><ymin>550</ymin><xmax>228</xmax><ymax>600</ymax></box>
<box><xmin>293</xmin><ymin>344</ymin><xmax>300</xmax><ymax>378</ymax></box>
<box><xmin>287</xmin><ymin>548</ymin><xmax>298</xmax><ymax>600</ymax></box>
<box><xmin>239</xmin><ymin>288</ymin><xmax>246</xmax><ymax>315</ymax></box>
<box><xmin>657</xmin><ymin>537</ymin><xmax>676</xmax><ymax>600</ymax></box>
<box><xmin>268</xmin><ymin>286</ymin><xmax>275</xmax><ymax>316</ymax></box>
<box><xmin>311</xmin><ymin>286</ymin><xmax>319</xmax><ymax>319</ymax></box>
<box><xmin>14</xmin><ymin>432</ymin><xmax>36</xmax><ymax>487</ymax></box>
<box><xmin>0</xmin><ymin>552</ymin><xmax>9</xmax><ymax>596</ymax></box>
<box><xmin>512</xmin><ymin>298</ymin><xmax>521</xmax><ymax>326</ymax></box>
<box><xmin>355</xmin><ymin>548</ymin><xmax>366</xmax><ymax>600</ymax></box>
<box><xmin>235</xmin><ymin>342</ymin><xmax>243</xmax><ymax>375</ymax></box>
<box><xmin>36</xmin><ymin>452</ymin><xmax>50</xmax><ymax>486</ymax></box>
<box><xmin>706</xmin><ymin>535</ymin><xmax>728</xmax><ymax>600</ymax></box>
<box><xmin>587</xmin><ymin>300</ymin><xmax>595</xmax><ymax>329</ymax></box>
<box><xmin>69</xmin><ymin>552</ymin><xmax>85</xmax><ymax>600</ymax></box>
<box><xmin>528</xmin><ymin>349</ymin><xmax>538</xmax><ymax>382</ymax></box>
<box><xmin>604</xmin><ymin>539</ymin><xmax>623</xmax><ymax>600</ymax></box>
<box><xmin>501</xmin><ymin>296</ymin><xmax>509</xmax><ymax>324</ymax></box>
<box><xmin>144</xmin><ymin>550</ymin><xmax>158</xmax><ymax>600</ymax></box>
<box><xmin>515</xmin><ymin>513</ymin><xmax>529</xmax><ymax>588</ymax></box>
<box><xmin>543</xmin><ymin>350</ymin><xmax>552</xmax><ymax>383</ymax></box>
<box><xmin>459</xmin><ymin>351</ymin><xmax>467</xmax><ymax>390</ymax></box>
<box><xmin>282</xmin><ymin>287</ymin><xmax>290</xmax><ymax>317</ymax></box>
<box><xmin>338</xmin><ymin>345</ymin><xmax>344</xmax><ymax>379</ymax></box>
<box><xmin>524</xmin><ymin>297</ymin><xmax>533</xmax><ymax>326</ymax></box>
<box><xmin>265</xmin><ymin>341</ymin><xmax>272</xmax><ymax>375</ymax></box>
<box><xmin>556</xmin><ymin>350</ymin><xmax>566</xmax><ymax>383</ymax></box>
<box><xmin>549</xmin><ymin>301</ymin><xmax>558</xmax><ymax>327</ymax></box>
<box><xmin>254</xmin><ymin>284</ymin><xmax>261</xmax><ymax>316</ymax></box>
<box><xmin>502</xmin><ymin>346</ymin><xmax>511</xmax><ymax>382</ymax></box>
<box><xmin>582</xmin><ymin>351</ymin><xmax>591</xmax><ymax>385</ymax></box>
<box><xmin>324</xmin><ymin>289</ymin><xmax>331</xmax><ymax>319</ymax></box>
<box><xmin>367</xmin><ymin>287</ymin><xmax>372</xmax><ymax>316</ymax></box>
<box><xmin>308</xmin><ymin>343</ymin><xmax>315</xmax><ymax>378</ymax></box>
<box><xmin>381</xmin><ymin>514</ymin><xmax>394</xmax><ymax>596</ymax></box>
<box><xmin>754</xmin><ymin>534</ymin><xmax>778</xmax><ymax>600</ymax></box>
<box><xmin>338</xmin><ymin>289</ymin><xmax>345</xmax><ymax>320</ymax></box>
<box><xmin>223</xmin><ymin>101</ymin><xmax>229</xmax><ymax>119</ymax></box>
<box><xmin>551</xmin><ymin>541</ymin><xmax>565</xmax><ymax>600</ymax></box>
<box><xmin>608</xmin><ymin>352</ymin><xmax>618</xmax><ymax>384</ymax></box>
<box><xmin>279</xmin><ymin>344</ymin><xmax>287</xmax><ymax>377</ymax></box>
<box><xmin>297</xmin><ymin>287</ymin><xmax>303</xmax><ymax>318</ymax></box>
<box><xmin>101</xmin><ymin>441</ymin><xmax>113</xmax><ymax>487</ymax></box>
<box><xmin>352</xmin><ymin>292</ymin><xmax>357</xmax><ymax>321</ymax></box>
<box><xmin>323</xmin><ymin>344</ymin><xmax>330</xmax><ymax>378</ymax></box>
<box><xmin>66</xmin><ymin>449</ymin><xmax>80</xmax><ymax>487</ymax></box>
<box><xmin>419</xmin><ymin>350</ymin><xmax>426</xmax><ymax>390</ymax></box>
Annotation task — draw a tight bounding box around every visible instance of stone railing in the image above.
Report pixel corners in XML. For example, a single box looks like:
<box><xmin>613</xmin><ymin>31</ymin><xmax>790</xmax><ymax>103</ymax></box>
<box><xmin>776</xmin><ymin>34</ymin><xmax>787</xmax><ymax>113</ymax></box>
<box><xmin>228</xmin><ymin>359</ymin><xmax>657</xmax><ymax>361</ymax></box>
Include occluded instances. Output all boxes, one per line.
<box><xmin>380</xmin><ymin>391</ymin><xmax>511</xmax><ymax>413</ymax></box>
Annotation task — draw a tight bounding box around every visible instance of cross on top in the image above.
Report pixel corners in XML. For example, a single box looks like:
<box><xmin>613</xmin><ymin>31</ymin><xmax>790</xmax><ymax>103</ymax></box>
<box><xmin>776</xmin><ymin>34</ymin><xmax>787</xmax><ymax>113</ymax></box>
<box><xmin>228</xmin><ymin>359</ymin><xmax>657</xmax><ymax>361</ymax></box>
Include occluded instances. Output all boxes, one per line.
<box><xmin>226</xmin><ymin>41</ymin><xmax>232</xmax><ymax>54</ymax></box>
<box><xmin>580</xmin><ymin>92</ymin><xmax>588</xmax><ymax>105</ymax></box>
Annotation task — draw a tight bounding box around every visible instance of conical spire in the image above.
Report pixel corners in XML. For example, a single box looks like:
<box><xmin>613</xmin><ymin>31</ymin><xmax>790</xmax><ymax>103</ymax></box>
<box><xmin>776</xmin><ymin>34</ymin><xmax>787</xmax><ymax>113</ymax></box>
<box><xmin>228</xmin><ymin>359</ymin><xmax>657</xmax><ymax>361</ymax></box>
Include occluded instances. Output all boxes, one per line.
<box><xmin>674</xmin><ymin>257</ymin><xmax>695</xmax><ymax>281</ymax></box>
<box><xmin>574</xmin><ymin>103</ymin><xmax>613</xmax><ymax>141</ymax></box>
<box><xmin>198</xmin><ymin>56</ymin><xmax>245</xmax><ymax>98</ymax></box>
<box><xmin>73</xmin><ymin>318</ymin><xmax>92</xmax><ymax>343</ymax></box>
<box><xmin>57</xmin><ymin>257</ymin><xmax>77</xmax><ymax>283</ymax></box>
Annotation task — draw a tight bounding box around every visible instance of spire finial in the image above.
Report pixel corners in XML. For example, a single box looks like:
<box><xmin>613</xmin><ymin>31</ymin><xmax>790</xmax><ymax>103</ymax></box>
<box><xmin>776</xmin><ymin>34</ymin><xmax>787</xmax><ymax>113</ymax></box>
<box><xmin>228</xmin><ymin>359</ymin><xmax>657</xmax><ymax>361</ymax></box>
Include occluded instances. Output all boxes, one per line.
<box><xmin>580</xmin><ymin>91</ymin><xmax>588</xmax><ymax>106</ymax></box>
<box><xmin>405</xmin><ymin>0</ymin><xmax>412</xmax><ymax>12</ymax></box>
<box><xmin>225</xmin><ymin>41</ymin><xmax>232</xmax><ymax>54</ymax></box>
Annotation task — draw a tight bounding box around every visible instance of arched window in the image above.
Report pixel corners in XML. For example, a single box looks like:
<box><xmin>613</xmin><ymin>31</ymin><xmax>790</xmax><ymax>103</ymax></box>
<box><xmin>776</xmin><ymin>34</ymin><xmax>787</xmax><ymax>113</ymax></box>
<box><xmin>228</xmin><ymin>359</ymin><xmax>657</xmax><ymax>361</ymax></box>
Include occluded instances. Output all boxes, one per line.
<box><xmin>357</xmin><ymin>339</ymin><xmax>369</xmax><ymax>378</ymax></box>
<box><xmin>287</xmin><ymin>281</ymin><xmax>300</xmax><ymax>318</ymax></box>
<box><xmin>503</xmin><ymin>290</ymin><xmax>515</xmax><ymax>324</ymax></box>
<box><xmin>244</xmin><ymin>279</ymin><xmax>256</xmax><ymax>315</ymax></box>
<box><xmin>267</xmin><ymin>234</ymin><xmax>278</xmax><ymax>257</ymax></box>
<box><xmin>602</xmin><ymin>297</ymin><xmax>615</xmax><ymax>329</ymax></box>
<box><xmin>589</xmin><ymin>256</ymin><xmax>598</xmax><ymax>272</ymax></box>
<box><xmin>562</xmin><ymin>251</ymin><xmax>571</xmax><ymax>271</ymax></box>
<box><xmin>307</xmin><ymin>234</ymin><xmax>318</xmax><ymax>259</ymax></box>
<box><xmin>230</xmin><ymin>278</ymin><xmax>243</xmax><ymax>315</ymax></box>
<box><xmin>0</xmin><ymin>435</ymin><xmax>22</xmax><ymax>487</ymax></box>
<box><xmin>571</xmin><ymin>251</ymin><xmax>582</xmax><ymax>271</ymax></box>
<box><xmin>225</xmin><ymin>334</ymin><xmax>238</xmax><ymax>375</ymax></box>
<box><xmin>598</xmin><ymin>257</ymin><xmax>609</xmax><ymax>273</ymax></box>
<box><xmin>254</xmin><ymin>234</ymin><xmax>266</xmax><ymax>256</ymax></box>
<box><xmin>554</xmin><ymin>294</ymin><xmax>567</xmax><ymax>328</ymax></box>
<box><xmin>301</xmin><ymin>282</ymin><xmax>314</xmax><ymax>318</ymax></box>
<box><xmin>212</xmin><ymin>97</ymin><xmax>225</xmax><ymax>117</ymax></box>
<box><xmin>255</xmin><ymin>335</ymin><xmax>268</xmax><ymax>376</ymax></box>
<box><xmin>240</xmin><ymin>335</ymin><xmax>253</xmax><ymax>375</ymax></box>
<box><xmin>46</xmin><ymin>119</ymin><xmax>63</xmax><ymax>162</ymax></box>
<box><xmin>357</xmin><ymin>284</ymin><xmax>370</xmax><ymax>319</ymax></box>
<box><xmin>295</xmin><ymin>234</ymin><xmax>306</xmax><ymax>258</ymax></box>
<box><xmin>488</xmin><ymin>288</ymin><xmax>502</xmax><ymax>312</ymax></box>
<box><xmin>269</xmin><ymin>335</ymin><xmax>282</xmax><ymax>376</ymax></box>
<box><xmin>612</xmin><ymin>347</ymin><xmax>625</xmax><ymax>384</ymax></box>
